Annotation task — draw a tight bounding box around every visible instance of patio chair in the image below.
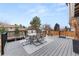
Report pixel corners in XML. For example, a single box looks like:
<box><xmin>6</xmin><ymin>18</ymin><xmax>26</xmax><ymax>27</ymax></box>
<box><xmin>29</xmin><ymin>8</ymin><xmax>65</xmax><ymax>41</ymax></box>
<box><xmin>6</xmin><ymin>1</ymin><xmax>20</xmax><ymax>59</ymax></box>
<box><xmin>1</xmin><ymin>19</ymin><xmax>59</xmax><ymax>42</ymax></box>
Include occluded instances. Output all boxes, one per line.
<box><xmin>40</xmin><ymin>34</ymin><xmax>45</xmax><ymax>41</ymax></box>
<box><xmin>33</xmin><ymin>33</ymin><xmax>46</xmax><ymax>46</ymax></box>
<box><xmin>22</xmin><ymin>36</ymin><xmax>31</xmax><ymax>46</ymax></box>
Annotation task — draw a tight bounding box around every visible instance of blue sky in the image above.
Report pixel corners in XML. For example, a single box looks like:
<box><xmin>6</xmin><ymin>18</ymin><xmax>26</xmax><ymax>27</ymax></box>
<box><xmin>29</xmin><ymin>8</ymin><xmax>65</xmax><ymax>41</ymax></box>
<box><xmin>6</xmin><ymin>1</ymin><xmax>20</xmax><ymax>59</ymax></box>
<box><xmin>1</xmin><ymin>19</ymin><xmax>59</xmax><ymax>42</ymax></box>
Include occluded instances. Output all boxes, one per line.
<box><xmin>0</xmin><ymin>3</ymin><xmax>69</xmax><ymax>28</ymax></box>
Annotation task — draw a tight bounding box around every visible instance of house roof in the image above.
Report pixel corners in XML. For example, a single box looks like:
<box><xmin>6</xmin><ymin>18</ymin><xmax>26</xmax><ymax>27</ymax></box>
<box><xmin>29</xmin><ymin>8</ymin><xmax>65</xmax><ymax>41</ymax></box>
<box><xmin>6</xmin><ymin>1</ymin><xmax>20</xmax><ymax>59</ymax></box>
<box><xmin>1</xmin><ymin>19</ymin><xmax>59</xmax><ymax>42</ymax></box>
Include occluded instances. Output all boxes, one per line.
<box><xmin>0</xmin><ymin>22</ymin><xmax>26</xmax><ymax>31</ymax></box>
<box><xmin>27</xmin><ymin>26</ymin><xmax>36</xmax><ymax>30</ymax></box>
<box><xmin>27</xmin><ymin>26</ymin><xmax>42</xmax><ymax>33</ymax></box>
<box><xmin>0</xmin><ymin>22</ymin><xmax>15</xmax><ymax>28</ymax></box>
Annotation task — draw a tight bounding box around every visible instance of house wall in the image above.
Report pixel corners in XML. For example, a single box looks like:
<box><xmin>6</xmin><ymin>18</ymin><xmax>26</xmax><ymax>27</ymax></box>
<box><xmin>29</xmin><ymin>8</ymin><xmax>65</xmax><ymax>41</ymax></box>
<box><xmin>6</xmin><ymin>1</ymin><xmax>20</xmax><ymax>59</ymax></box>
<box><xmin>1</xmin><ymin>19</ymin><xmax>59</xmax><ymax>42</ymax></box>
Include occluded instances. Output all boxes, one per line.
<box><xmin>68</xmin><ymin>3</ymin><xmax>75</xmax><ymax>19</ymax></box>
<box><xmin>8</xmin><ymin>31</ymin><xmax>25</xmax><ymax>37</ymax></box>
<box><xmin>7</xmin><ymin>31</ymin><xmax>26</xmax><ymax>40</ymax></box>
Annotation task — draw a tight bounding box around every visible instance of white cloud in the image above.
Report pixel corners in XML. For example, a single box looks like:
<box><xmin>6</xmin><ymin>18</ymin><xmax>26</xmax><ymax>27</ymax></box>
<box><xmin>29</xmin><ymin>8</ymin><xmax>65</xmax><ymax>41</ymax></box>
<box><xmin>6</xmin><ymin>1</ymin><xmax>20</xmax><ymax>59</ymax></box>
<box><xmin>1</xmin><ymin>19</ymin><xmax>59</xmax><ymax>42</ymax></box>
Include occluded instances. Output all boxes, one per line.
<box><xmin>57</xmin><ymin>3</ymin><xmax>66</xmax><ymax>6</ymax></box>
<box><xmin>55</xmin><ymin>6</ymin><xmax>67</xmax><ymax>12</ymax></box>
<box><xmin>30</xmin><ymin>8</ymin><xmax>46</xmax><ymax>14</ymax></box>
<box><xmin>26</xmin><ymin>6</ymin><xmax>48</xmax><ymax>17</ymax></box>
<box><xmin>38</xmin><ymin>9</ymin><xmax>46</xmax><ymax>14</ymax></box>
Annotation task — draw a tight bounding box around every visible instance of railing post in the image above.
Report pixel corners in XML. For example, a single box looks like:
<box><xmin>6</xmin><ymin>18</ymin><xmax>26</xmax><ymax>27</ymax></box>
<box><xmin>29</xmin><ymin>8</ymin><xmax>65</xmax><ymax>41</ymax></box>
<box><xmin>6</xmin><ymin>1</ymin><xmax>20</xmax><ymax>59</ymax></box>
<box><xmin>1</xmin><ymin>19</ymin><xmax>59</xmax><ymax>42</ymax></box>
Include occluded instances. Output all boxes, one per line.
<box><xmin>1</xmin><ymin>32</ymin><xmax>7</xmax><ymax>55</ymax></box>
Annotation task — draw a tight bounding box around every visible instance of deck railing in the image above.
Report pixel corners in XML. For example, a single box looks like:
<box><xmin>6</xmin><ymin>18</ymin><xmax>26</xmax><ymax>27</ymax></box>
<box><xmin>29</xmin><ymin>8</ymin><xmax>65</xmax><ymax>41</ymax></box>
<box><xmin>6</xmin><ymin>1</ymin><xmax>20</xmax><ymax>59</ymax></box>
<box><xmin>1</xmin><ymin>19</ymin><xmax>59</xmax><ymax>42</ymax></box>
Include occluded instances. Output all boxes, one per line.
<box><xmin>1</xmin><ymin>32</ymin><xmax>7</xmax><ymax>55</ymax></box>
<box><xmin>48</xmin><ymin>31</ymin><xmax>76</xmax><ymax>38</ymax></box>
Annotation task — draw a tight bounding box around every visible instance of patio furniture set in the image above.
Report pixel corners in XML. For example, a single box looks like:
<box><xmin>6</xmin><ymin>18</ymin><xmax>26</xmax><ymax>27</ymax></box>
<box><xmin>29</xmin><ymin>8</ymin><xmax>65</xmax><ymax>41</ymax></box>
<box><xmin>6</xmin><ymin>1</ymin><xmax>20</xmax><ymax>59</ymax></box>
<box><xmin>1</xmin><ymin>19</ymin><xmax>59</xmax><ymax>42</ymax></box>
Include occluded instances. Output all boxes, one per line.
<box><xmin>22</xmin><ymin>32</ymin><xmax>46</xmax><ymax>46</ymax></box>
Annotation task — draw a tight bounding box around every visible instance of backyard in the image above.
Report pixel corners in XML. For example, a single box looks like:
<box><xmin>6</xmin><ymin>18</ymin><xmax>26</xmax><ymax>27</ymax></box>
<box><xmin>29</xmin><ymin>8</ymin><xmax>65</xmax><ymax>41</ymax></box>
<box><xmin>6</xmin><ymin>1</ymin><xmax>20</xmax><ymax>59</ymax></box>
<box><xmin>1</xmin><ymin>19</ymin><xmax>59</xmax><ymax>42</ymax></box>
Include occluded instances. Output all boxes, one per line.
<box><xmin>3</xmin><ymin>36</ymin><xmax>79</xmax><ymax>56</ymax></box>
<box><xmin>0</xmin><ymin>3</ymin><xmax>79</xmax><ymax>56</ymax></box>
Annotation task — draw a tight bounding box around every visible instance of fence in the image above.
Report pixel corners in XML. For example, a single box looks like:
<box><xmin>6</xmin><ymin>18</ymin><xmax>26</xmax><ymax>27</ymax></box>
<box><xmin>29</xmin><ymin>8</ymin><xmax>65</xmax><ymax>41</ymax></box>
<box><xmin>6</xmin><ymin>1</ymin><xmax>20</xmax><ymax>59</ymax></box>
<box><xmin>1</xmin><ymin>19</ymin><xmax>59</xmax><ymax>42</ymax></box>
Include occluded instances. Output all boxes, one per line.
<box><xmin>48</xmin><ymin>31</ymin><xmax>76</xmax><ymax>38</ymax></box>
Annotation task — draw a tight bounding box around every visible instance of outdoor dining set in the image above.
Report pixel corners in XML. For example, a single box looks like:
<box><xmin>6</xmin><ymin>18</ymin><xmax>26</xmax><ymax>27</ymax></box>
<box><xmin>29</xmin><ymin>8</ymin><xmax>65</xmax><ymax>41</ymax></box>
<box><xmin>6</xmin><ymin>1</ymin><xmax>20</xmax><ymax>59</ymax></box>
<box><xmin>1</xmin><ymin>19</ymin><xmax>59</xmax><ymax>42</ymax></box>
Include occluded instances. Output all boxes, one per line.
<box><xmin>22</xmin><ymin>32</ymin><xmax>46</xmax><ymax>46</ymax></box>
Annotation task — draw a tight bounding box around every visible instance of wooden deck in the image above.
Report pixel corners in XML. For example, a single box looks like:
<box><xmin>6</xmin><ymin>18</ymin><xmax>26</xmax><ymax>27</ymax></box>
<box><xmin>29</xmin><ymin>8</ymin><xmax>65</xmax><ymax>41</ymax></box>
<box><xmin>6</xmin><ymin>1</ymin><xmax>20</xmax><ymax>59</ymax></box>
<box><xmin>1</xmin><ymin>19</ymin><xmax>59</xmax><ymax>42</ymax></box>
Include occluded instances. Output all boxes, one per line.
<box><xmin>3</xmin><ymin>37</ymin><xmax>79</xmax><ymax>56</ymax></box>
<box><xmin>30</xmin><ymin>38</ymin><xmax>79</xmax><ymax>56</ymax></box>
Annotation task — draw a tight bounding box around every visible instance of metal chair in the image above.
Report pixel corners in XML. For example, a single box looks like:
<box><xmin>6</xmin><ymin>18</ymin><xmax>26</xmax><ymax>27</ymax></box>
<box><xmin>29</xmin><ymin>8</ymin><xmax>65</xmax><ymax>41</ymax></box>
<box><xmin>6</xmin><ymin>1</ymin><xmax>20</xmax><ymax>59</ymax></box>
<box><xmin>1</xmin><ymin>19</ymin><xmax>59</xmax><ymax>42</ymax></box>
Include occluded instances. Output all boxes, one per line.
<box><xmin>33</xmin><ymin>33</ymin><xmax>45</xmax><ymax>46</ymax></box>
<box><xmin>22</xmin><ymin>36</ymin><xmax>30</xmax><ymax>46</ymax></box>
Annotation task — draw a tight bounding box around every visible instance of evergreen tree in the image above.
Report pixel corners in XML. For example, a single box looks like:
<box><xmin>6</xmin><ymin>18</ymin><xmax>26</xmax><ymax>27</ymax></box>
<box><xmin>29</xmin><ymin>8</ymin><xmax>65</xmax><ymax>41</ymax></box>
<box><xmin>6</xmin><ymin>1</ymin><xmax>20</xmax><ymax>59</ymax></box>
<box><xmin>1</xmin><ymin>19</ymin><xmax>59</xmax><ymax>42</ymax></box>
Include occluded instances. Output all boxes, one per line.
<box><xmin>0</xmin><ymin>27</ymin><xmax>6</xmax><ymax>34</ymax></box>
<box><xmin>30</xmin><ymin>16</ymin><xmax>41</xmax><ymax>32</ymax></box>
<box><xmin>54</xmin><ymin>23</ymin><xmax>60</xmax><ymax>31</ymax></box>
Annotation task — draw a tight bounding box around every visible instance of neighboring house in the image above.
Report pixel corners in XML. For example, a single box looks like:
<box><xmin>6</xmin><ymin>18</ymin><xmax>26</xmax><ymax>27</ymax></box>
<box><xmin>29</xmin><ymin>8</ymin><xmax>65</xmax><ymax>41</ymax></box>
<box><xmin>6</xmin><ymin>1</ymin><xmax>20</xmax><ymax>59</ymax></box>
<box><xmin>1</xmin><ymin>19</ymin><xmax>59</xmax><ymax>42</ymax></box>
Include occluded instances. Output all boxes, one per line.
<box><xmin>0</xmin><ymin>22</ymin><xmax>26</xmax><ymax>39</ymax></box>
<box><xmin>27</xmin><ymin>26</ymin><xmax>37</xmax><ymax>36</ymax></box>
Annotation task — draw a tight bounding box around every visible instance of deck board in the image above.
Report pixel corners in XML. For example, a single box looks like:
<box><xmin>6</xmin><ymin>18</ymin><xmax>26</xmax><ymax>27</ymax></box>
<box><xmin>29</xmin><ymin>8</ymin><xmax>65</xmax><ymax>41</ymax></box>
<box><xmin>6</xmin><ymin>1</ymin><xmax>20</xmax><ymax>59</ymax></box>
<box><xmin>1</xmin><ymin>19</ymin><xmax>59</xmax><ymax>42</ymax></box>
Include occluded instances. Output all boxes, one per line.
<box><xmin>34</xmin><ymin>43</ymin><xmax>51</xmax><ymax>56</ymax></box>
<box><xmin>31</xmin><ymin>40</ymin><xmax>54</xmax><ymax>56</ymax></box>
<box><xmin>50</xmin><ymin>38</ymin><xmax>65</xmax><ymax>56</ymax></box>
<box><xmin>31</xmin><ymin>38</ymin><xmax>59</xmax><ymax>56</ymax></box>
<box><xmin>34</xmin><ymin>38</ymin><xmax>58</xmax><ymax>56</ymax></box>
<box><xmin>44</xmin><ymin>38</ymin><xmax>59</xmax><ymax>56</ymax></box>
<box><xmin>52</xmin><ymin>38</ymin><xmax>66</xmax><ymax>56</ymax></box>
<box><xmin>56</xmin><ymin>39</ymin><xmax>69</xmax><ymax>56</ymax></box>
<box><xmin>3</xmin><ymin>37</ymin><xmax>79</xmax><ymax>56</ymax></box>
<box><xmin>62</xmin><ymin>39</ymin><xmax>71</xmax><ymax>56</ymax></box>
<box><xmin>67</xmin><ymin>39</ymin><xmax>72</xmax><ymax>56</ymax></box>
<box><xmin>41</xmin><ymin>39</ymin><xmax>58</xmax><ymax>56</ymax></box>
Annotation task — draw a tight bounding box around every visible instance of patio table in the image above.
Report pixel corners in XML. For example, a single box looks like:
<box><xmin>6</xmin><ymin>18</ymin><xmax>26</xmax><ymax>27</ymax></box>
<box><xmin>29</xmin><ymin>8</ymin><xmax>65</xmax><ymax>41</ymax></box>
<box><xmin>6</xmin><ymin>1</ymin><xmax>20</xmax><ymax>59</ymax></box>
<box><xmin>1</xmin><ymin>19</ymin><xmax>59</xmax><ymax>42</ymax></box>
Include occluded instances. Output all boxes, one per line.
<box><xmin>22</xmin><ymin>33</ymin><xmax>37</xmax><ymax>46</ymax></box>
<box><xmin>23</xmin><ymin>33</ymin><xmax>45</xmax><ymax>46</ymax></box>
<box><xmin>27</xmin><ymin>33</ymin><xmax>37</xmax><ymax>44</ymax></box>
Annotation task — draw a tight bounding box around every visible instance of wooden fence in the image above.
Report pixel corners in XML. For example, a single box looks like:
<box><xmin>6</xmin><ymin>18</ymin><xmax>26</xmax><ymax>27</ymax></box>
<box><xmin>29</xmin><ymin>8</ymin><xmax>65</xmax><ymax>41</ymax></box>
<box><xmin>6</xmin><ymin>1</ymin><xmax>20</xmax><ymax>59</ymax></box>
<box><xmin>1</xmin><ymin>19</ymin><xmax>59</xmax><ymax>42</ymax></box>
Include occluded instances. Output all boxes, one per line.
<box><xmin>48</xmin><ymin>31</ymin><xmax>76</xmax><ymax>38</ymax></box>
